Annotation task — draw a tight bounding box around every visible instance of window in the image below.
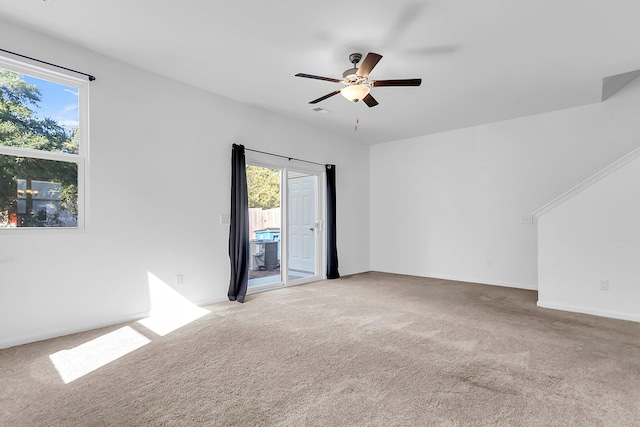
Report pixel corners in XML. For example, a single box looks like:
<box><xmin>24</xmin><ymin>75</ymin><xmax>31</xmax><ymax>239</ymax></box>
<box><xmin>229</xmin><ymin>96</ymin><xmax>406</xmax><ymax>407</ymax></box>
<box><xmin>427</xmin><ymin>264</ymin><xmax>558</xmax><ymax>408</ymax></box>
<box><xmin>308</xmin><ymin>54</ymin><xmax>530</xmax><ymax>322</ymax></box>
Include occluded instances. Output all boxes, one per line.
<box><xmin>0</xmin><ymin>56</ymin><xmax>88</xmax><ymax>229</ymax></box>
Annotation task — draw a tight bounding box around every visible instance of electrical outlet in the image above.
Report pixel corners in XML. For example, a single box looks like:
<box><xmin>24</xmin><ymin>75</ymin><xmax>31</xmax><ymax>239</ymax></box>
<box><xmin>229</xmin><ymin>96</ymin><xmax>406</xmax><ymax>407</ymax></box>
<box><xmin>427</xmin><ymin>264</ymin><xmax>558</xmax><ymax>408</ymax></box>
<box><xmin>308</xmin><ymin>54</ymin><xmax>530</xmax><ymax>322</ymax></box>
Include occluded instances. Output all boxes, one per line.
<box><xmin>486</xmin><ymin>259</ymin><xmax>492</xmax><ymax>268</ymax></box>
<box><xmin>176</xmin><ymin>274</ymin><xmax>184</xmax><ymax>286</ymax></box>
<box><xmin>220</xmin><ymin>214</ymin><xmax>231</xmax><ymax>224</ymax></box>
<box><xmin>600</xmin><ymin>280</ymin><xmax>609</xmax><ymax>291</ymax></box>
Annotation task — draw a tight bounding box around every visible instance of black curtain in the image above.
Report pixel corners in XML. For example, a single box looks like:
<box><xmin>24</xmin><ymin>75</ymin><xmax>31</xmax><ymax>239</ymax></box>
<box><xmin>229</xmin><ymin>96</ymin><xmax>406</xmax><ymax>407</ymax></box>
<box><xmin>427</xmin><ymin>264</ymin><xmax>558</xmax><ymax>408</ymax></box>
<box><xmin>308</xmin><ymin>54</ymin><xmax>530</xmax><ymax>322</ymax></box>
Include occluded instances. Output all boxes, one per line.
<box><xmin>326</xmin><ymin>164</ymin><xmax>340</xmax><ymax>279</ymax></box>
<box><xmin>228</xmin><ymin>144</ymin><xmax>249</xmax><ymax>302</ymax></box>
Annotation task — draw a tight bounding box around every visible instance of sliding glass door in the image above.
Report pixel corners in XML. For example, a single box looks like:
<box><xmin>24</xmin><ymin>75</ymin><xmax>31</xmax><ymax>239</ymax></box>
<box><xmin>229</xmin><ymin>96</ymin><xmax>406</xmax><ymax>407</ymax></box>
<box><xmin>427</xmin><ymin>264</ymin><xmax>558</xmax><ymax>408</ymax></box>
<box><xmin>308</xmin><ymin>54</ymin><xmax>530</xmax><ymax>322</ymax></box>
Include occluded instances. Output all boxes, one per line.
<box><xmin>246</xmin><ymin>156</ymin><xmax>324</xmax><ymax>291</ymax></box>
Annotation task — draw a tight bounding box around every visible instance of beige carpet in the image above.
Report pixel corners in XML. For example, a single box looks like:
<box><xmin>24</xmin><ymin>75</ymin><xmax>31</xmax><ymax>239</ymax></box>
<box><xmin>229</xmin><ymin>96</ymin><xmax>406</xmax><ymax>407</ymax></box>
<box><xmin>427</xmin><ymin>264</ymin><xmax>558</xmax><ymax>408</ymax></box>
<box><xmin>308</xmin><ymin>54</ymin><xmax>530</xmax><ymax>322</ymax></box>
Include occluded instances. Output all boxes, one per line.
<box><xmin>2</xmin><ymin>272</ymin><xmax>640</xmax><ymax>426</ymax></box>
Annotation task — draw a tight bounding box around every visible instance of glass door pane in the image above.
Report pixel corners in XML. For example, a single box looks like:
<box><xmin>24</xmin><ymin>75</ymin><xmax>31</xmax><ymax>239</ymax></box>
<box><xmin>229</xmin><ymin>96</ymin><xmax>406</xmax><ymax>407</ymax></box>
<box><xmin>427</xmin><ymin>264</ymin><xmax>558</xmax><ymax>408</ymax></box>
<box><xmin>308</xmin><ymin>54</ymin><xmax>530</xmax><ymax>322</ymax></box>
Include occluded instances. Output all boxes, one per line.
<box><xmin>246</xmin><ymin>165</ymin><xmax>282</xmax><ymax>288</ymax></box>
<box><xmin>287</xmin><ymin>171</ymin><xmax>318</xmax><ymax>281</ymax></box>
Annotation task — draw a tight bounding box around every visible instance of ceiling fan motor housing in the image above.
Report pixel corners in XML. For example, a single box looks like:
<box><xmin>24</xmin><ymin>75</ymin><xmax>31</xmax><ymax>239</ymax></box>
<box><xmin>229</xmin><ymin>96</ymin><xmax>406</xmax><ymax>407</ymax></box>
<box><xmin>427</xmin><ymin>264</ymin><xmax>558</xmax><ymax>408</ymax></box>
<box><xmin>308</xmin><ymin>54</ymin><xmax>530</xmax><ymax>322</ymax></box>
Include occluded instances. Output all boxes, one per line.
<box><xmin>343</xmin><ymin>53</ymin><xmax>368</xmax><ymax>84</ymax></box>
<box><xmin>342</xmin><ymin>67</ymin><xmax>362</xmax><ymax>81</ymax></box>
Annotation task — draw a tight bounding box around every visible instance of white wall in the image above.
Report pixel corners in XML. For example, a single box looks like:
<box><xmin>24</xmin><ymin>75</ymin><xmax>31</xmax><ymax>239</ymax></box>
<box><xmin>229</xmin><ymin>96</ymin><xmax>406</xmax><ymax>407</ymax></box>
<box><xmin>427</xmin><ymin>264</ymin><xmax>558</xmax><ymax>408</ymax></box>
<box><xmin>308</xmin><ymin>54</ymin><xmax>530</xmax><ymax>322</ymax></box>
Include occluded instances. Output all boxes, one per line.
<box><xmin>370</xmin><ymin>76</ymin><xmax>640</xmax><ymax>290</ymax></box>
<box><xmin>537</xmin><ymin>152</ymin><xmax>640</xmax><ymax>322</ymax></box>
<box><xmin>0</xmin><ymin>19</ymin><xmax>370</xmax><ymax>348</ymax></box>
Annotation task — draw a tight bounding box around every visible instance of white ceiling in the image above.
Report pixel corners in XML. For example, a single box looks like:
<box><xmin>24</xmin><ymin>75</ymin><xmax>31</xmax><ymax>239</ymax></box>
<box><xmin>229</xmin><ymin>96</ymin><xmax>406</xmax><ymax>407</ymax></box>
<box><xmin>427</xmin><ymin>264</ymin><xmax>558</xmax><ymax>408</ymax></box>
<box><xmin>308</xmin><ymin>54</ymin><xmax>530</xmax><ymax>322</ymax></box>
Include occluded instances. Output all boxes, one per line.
<box><xmin>1</xmin><ymin>0</ymin><xmax>640</xmax><ymax>145</ymax></box>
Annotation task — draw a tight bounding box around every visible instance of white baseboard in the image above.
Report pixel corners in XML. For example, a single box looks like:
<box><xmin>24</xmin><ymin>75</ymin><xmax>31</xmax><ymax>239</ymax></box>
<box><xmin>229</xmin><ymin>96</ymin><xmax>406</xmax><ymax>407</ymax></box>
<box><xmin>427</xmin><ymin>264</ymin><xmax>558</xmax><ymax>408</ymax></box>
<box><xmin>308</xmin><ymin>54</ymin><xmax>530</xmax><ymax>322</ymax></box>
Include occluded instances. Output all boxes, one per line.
<box><xmin>0</xmin><ymin>295</ymin><xmax>241</xmax><ymax>350</ymax></box>
<box><xmin>195</xmin><ymin>296</ymin><xmax>229</xmax><ymax>306</ymax></box>
<box><xmin>537</xmin><ymin>300</ymin><xmax>640</xmax><ymax>323</ymax></box>
<box><xmin>429</xmin><ymin>274</ymin><xmax>537</xmax><ymax>291</ymax></box>
<box><xmin>374</xmin><ymin>270</ymin><xmax>538</xmax><ymax>291</ymax></box>
<box><xmin>0</xmin><ymin>311</ymin><xmax>149</xmax><ymax>350</ymax></box>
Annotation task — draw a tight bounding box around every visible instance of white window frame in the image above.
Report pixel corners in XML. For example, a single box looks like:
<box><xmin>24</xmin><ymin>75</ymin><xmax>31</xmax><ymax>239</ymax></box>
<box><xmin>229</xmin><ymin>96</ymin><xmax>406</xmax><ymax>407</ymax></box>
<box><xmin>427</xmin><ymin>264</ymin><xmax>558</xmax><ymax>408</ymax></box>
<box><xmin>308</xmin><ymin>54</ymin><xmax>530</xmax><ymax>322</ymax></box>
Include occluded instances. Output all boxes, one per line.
<box><xmin>0</xmin><ymin>55</ymin><xmax>89</xmax><ymax>231</ymax></box>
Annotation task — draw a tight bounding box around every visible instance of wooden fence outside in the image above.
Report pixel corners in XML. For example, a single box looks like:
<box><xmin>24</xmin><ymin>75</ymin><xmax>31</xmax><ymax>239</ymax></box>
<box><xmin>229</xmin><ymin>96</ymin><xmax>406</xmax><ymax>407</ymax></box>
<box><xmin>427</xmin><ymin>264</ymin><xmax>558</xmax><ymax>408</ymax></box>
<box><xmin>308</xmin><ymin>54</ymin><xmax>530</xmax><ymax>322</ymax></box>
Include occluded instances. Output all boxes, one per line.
<box><xmin>249</xmin><ymin>207</ymin><xmax>281</xmax><ymax>239</ymax></box>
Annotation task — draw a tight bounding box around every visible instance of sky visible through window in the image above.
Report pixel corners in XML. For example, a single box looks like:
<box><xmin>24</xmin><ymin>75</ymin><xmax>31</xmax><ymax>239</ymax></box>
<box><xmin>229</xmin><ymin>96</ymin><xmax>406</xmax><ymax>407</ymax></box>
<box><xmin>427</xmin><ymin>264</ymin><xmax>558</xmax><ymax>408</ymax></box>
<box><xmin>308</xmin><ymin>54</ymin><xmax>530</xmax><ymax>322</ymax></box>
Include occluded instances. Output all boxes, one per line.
<box><xmin>22</xmin><ymin>74</ymin><xmax>79</xmax><ymax>132</ymax></box>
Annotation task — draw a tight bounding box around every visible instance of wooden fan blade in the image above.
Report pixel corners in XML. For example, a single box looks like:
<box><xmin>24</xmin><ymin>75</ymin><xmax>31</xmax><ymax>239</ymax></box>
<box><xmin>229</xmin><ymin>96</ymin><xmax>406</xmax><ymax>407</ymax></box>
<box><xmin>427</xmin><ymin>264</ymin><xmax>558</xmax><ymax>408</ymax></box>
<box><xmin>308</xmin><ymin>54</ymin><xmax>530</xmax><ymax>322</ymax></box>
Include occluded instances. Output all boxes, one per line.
<box><xmin>373</xmin><ymin>78</ymin><xmax>422</xmax><ymax>87</ymax></box>
<box><xmin>309</xmin><ymin>90</ymin><xmax>341</xmax><ymax>104</ymax></box>
<box><xmin>362</xmin><ymin>93</ymin><xmax>379</xmax><ymax>108</ymax></box>
<box><xmin>356</xmin><ymin>53</ymin><xmax>383</xmax><ymax>77</ymax></box>
<box><xmin>295</xmin><ymin>73</ymin><xmax>342</xmax><ymax>83</ymax></box>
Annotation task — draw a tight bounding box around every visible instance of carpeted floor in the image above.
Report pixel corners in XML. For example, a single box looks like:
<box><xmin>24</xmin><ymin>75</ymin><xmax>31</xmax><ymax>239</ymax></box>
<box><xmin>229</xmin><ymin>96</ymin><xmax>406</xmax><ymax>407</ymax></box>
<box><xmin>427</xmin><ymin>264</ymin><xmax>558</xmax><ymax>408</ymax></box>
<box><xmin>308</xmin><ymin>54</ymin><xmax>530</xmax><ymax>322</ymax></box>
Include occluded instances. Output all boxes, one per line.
<box><xmin>1</xmin><ymin>272</ymin><xmax>639</xmax><ymax>426</ymax></box>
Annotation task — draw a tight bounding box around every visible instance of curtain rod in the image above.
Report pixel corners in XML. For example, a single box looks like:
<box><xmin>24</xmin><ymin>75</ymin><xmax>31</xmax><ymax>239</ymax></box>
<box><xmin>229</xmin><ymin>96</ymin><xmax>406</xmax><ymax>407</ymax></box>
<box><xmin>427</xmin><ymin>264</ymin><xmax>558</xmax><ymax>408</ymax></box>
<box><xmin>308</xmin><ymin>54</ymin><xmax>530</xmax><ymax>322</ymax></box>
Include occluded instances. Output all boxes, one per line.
<box><xmin>0</xmin><ymin>48</ymin><xmax>96</xmax><ymax>81</ymax></box>
<box><xmin>244</xmin><ymin>147</ymin><xmax>327</xmax><ymax>167</ymax></box>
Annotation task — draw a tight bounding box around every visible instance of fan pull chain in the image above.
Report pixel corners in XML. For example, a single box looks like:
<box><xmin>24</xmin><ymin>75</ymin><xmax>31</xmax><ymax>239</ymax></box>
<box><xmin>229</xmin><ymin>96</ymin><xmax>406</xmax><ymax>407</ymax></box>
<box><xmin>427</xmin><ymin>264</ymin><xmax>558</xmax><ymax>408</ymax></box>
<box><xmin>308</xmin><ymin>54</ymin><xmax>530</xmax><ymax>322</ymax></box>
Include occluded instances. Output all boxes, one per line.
<box><xmin>354</xmin><ymin>118</ymin><xmax>359</xmax><ymax>132</ymax></box>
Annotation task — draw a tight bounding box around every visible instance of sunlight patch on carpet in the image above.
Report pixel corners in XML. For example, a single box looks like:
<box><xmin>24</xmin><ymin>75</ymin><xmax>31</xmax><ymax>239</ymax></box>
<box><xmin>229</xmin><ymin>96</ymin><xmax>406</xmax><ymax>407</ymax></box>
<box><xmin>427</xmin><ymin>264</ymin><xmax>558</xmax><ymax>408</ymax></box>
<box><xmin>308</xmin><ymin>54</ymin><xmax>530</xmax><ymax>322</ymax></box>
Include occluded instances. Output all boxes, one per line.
<box><xmin>137</xmin><ymin>272</ymin><xmax>210</xmax><ymax>336</ymax></box>
<box><xmin>49</xmin><ymin>326</ymin><xmax>150</xmax><ymax>384</ymax></box>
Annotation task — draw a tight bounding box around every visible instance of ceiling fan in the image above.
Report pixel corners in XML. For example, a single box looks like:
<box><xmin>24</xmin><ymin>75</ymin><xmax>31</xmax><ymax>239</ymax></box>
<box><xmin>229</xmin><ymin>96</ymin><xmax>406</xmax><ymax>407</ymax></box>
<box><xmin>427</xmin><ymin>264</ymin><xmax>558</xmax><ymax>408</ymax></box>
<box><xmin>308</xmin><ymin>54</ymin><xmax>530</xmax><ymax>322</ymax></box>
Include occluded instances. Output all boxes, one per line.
<box><xmin>295</xmin><ymin>52</ymin><xmax>421</xmax><ymax>108</ymax></box>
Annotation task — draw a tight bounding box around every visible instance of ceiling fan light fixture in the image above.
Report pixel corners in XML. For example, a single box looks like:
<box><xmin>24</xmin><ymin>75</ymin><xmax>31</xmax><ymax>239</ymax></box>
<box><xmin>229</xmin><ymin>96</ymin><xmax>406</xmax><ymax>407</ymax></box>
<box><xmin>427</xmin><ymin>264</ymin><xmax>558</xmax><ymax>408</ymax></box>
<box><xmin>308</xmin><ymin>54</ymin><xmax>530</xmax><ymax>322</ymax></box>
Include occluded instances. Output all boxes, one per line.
<box><xmin>341</xmin><ymin>84</ymin><xmax>370</xmax><ymax>102</ymax></box>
